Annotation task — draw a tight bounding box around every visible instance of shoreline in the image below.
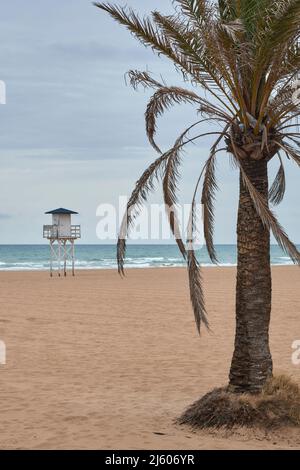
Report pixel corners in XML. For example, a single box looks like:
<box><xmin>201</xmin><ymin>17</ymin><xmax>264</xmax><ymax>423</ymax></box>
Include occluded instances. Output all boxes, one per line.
<box><xmin>0</xmin><ymin>263</ymin><xmax>296</xmax><ymax>273</ymax></box>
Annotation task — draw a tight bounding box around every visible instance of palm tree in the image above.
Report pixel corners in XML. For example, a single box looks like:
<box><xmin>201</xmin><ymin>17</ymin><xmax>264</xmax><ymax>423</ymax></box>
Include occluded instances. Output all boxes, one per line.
<box><xmin>95</xmin><ymin>1</ymin><xmax>300</xmax><ymax>395</ymax></box>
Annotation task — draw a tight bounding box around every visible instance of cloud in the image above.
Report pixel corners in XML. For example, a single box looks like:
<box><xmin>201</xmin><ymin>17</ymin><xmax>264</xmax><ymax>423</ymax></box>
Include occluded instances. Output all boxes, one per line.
<box><xmin>47</xmin><ymin>41</ymin><xmax>155</xmax><ymax>63</ymax></box>
<box><xmin>0</xmin><ymin>145</ymin><xmax>154</xmax><ymax>162</ymax></box>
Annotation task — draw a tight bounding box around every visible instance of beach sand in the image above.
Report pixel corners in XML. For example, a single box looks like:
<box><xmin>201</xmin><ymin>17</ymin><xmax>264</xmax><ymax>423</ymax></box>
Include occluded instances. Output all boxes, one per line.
<box><xmin>0</xmin><ymin>266</ymin><xmax>299</xmax><ymax>450</ymax></box>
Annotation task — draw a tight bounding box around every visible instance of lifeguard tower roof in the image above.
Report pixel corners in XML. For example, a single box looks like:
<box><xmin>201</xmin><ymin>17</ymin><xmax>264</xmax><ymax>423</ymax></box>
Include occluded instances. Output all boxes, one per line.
<box><xmin>45</xmin><ymin>208</ymin><xmax>78</xmax><ymax>215</ymax></box>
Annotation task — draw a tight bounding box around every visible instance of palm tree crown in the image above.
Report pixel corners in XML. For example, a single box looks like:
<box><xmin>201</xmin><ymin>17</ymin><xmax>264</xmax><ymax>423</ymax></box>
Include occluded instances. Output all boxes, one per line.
<box><xmin>95</xmin><ymin>0</ymin><xmax>300</xmax><ymax>333</ymax></box>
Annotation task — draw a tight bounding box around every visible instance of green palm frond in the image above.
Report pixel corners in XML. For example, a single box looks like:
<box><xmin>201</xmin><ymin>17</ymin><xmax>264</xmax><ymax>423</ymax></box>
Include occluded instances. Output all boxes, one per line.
<box><xmin>117</xmin><ymin>150</ymin><xmax>171</xmax><ymax>275</ymax></box>
<box><xmin>218</xmin><ymin>0</ymin><xmax>236</xmax><ymax>21</ymax></box>
<box><xmin>176</xmin><ymin>0</ymin><xmax>211</xmax><ymax>25</ymax></box>
<box><xmin>161</xmin><ymin>121</ymin><xmax>210</xmax><ymax>260</ymax></box>
<box><xmin>162</xmin><ymin>140</ymin><xmax>186</xmax><ymax>258</ymax></box>
<box><xmin>94</xmin><ymin>3</ymin><xmax>197</xmax><ymax>81</ymax></box>
<box><xmin>200</xmin><ymin>128</ymin><xmax>230</xmax><ymax>264</ymax></box>
<box><xmin>201</xmin><ymin>151</ymin><xmax>219</xmax><ymax>264</ymax></box>
<box><xmin>187</xmin><ymin>248</ymin><xmax>209</xmax><ymax>332</ymax></box>
<box><xmin>186</xmin><ymin>165</ymin><xmax>210</xmax><ymax>332</ymax></box>
<box><xmin>275</xmin><ymin>140</ymin><xmax>300</xmax><ymax>166</ymax></box>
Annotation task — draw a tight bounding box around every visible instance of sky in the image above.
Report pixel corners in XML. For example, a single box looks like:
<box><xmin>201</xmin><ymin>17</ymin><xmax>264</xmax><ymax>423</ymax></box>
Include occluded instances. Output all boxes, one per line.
<box><xmin>0</xmin><ymin>0</ymin><xmax>299</xmax><ymax>244</ymax></box>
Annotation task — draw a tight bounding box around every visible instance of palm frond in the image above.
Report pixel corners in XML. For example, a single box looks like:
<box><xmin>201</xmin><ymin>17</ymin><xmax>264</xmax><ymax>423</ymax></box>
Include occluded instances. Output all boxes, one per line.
<box><xmin>145</xmin><ymin>86</ymin><xmax>201</xmax><ymax>153</ymax></box>
<box><xmin>185</xmin><ymin>141</ymin><xmax>228</xmax><ymax>332</ymax></box>
<box><xmin>202</xmin><ymin>153</ymin><xmax>219</xmax><ymax>264</ymax></box>
<box><xmin>186</xmin><ymin>163</ymin><xmax>210</xmax><ymax>333</ymax></box>
<box><xmin>117</xmin><ymin>130</ymin><xmax>226</xmax><ymax>274</ymax></box>
<box><xmin>117</xmin><ymin>150</ymin><xmax>172</xmax><ymax>275</ymax></box>
<box><xmin>126</xmin><ymin>70</ymin><xmax>163</xmax><ymax>91</ymax></box>
<box><xmin>94</xmin><ymin>3</ymin><xmax>200</xmax><ymax>82</ymax></box>
<box><xmin>201</xmin><ymin>123</ymin><xmax>231</xmax><ymax>263</ymax></box>
<box><xmin>274</xmin><ymin>140</ymin><xmax>300</xmax><ymax>166</ymax></box>
<box><xmin>250</xmin><ymin>1</ymin><xmax>300</xmax><ymax>122</ymax></box>
<box><xmin>231</xmin><ymin>146</ymin><xmax>300</xmax><ymax>265</ymax></box>
<box><xmin>187</xmin><ymin>248</ymin><xmax>209</xmax><ymax>333</ymax></box>
<box><xmin>162</xmin><ymin>120</ymin><xmax>210</xmax><ymax>259</ymax></box>
<box><xmin>269</xmin><ymin>154</ymin><xmax>286</xmax><ymax>205</ymax></box>
<box><xmin>175</xmin><ymin>0</ymin><xmax>211</xmax><ymax>26</ymax></box>
<box><xmin>151</xmin><ymin>10</ymin><xmax>240</xmax><ymax>116</ymax></box>
<box><xmin>162</xmin><ymin>127</ymin><xmax>229</xmax><ymax>260</ymax></box>
<box><xmin>218</xmin><ymin>0</ymin><xmax>236</xmax><ymax>21</ymax></box>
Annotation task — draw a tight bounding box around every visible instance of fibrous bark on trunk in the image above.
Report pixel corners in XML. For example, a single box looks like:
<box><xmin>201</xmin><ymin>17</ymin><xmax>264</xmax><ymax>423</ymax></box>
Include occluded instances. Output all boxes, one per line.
<box><xmin>229</xmin><ymin>157</ymin><xmax>273</xmax><ymax>393</ymax></box>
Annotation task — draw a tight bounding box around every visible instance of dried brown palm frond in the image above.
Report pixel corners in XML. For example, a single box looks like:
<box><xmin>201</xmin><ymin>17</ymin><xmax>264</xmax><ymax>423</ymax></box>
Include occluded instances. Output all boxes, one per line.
<box><xmin>278</xmin><ymin>110</ymin><xmax>300</xmax><ymax>129</ymax></box>
<box><xmin>279</xmin><ymin>123</ymin><xmax>300</xmax><ymax>132</ymax></box>
<box><xmin>270</xmin><ymin>98</ymin><xmax>300</xmax><ymax>130</ymax></box>
<box><xmin>96</xmin><ymin>1</ymin><xmax>300</xmax><ymax>130</ymax></box>
<box><xmin>145</xmin><ymin>86</ymin><xmax>202</xmax><ymax>153</ymax></box>
<box><xmin>284</xmin><ymin>134</ymin><xmax>300</xmax><ymax>152</ymax></box>
<box><xmin>162</xmin><ymin>121</ymin><xmax>231</xmax><ymax>260</ymax></box>
<box><xmin>269</xmin><ymin>154</ymin><xmax>286</xmax><ymax>206</ymax></box>
<box><xmin>151</xmin><ymin>10</ymin><xmax>226</xmax><ymax>92</ymax></box>
<box><xmin>97</xmin><ymin>3</ymin><xmax>241</xmax><ymax>116</ymax></box>
<box><xmin>220</xmin><ymin>18</ymin><xmax>245</xmax><ymax>42</ymax></box>
<box><xmin>117</xmin><ymin>130</ymin><xmax>225</xmax><ymax>275</ymax></box>
<box><xmin>97</xmin><ymin>0</ymin><xmax>300</xmax><ymax>334</ymax></box>
<box><xmin>201</xmin><ymin>125</ymin><xmax>231</xmax><ymax>263</ymax></box>
<box><xmin>95</xmin><ymin>2</ymin><xmax>217</xmax><ymax>89</ymax></box>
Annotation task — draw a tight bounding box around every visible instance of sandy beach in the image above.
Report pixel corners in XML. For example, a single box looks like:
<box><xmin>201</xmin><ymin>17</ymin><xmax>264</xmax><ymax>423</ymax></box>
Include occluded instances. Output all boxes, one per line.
<box><xmin>0</xmin><ymin>266</ymin><xmax>299</xmax><ymax>450</ymax></box>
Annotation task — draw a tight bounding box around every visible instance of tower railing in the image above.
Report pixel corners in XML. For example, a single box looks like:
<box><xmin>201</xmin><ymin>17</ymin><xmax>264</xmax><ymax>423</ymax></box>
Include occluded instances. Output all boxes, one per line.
<box><xmin>70</xmin><ymin>225</ymin><xmax>81</xmax><ymax>238</ymax></box>
<box><xmin>43</xmin><ymin>225</ymin><xmax>81</xmax><ymax>239</ymax></box>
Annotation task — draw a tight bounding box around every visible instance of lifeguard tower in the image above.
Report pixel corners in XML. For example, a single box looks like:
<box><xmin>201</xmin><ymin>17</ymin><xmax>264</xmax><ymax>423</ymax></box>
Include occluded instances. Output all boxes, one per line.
<box><xmin>43</xmin><ymin>208</ymin><xmax>81</xmax><ymax>277</ymax></box>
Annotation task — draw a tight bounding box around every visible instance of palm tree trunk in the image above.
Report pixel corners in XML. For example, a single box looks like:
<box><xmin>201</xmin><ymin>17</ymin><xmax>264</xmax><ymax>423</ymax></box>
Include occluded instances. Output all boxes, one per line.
<box><xmin>229</xmin><ymin>157</ymin><xmax>273</xmax><ymax>394</ymax></box>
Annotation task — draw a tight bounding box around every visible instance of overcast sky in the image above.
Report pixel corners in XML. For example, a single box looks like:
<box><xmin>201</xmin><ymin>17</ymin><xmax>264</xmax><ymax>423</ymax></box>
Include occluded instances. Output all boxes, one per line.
<box><xmin>0</xmin><ymin>0</ymin><xmax>299</xmax><ymax>244</ymax></box>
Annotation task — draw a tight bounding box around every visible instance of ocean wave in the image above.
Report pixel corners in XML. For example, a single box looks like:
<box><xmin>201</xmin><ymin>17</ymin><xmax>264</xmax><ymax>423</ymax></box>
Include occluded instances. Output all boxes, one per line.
<box><xmin>0</xmin><ymin>245</ymin><xmax>296</xmax><ymax>271</ymax></box>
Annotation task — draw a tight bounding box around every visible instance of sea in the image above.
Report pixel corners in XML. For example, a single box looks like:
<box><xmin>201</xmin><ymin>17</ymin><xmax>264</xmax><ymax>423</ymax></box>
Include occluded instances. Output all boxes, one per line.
<box><xmin>0</xmin><ymin>244</ymin><xmax>296</xmax><ymax>271</ymax></box>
